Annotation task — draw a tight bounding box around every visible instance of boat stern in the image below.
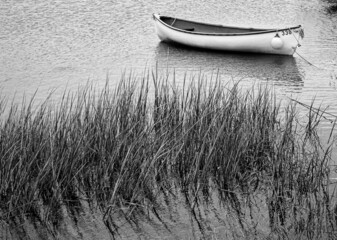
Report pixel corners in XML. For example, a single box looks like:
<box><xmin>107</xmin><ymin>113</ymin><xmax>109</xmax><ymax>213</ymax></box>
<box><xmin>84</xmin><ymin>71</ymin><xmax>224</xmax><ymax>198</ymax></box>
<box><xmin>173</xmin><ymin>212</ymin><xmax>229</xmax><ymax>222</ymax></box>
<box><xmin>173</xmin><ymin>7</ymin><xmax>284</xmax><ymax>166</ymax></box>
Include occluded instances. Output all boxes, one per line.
<box><xmin>289</xmin><ymin>26</ymin><xmax>304</xmax><ymax>55</ymax></box>
<box><xmin>269</xmin><ymin>26</ymin><xmax>304</xmax><ymax>55</ymax></box>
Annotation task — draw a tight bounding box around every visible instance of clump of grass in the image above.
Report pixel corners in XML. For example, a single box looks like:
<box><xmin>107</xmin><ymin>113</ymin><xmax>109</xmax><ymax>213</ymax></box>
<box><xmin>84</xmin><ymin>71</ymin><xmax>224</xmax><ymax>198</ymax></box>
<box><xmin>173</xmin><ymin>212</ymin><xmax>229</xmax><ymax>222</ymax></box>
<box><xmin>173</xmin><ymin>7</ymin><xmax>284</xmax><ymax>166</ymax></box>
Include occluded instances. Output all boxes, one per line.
<box><xmin>0</xmin><ymin>70</ymin><xmax>335</xmax><ymax>239</ymax></box>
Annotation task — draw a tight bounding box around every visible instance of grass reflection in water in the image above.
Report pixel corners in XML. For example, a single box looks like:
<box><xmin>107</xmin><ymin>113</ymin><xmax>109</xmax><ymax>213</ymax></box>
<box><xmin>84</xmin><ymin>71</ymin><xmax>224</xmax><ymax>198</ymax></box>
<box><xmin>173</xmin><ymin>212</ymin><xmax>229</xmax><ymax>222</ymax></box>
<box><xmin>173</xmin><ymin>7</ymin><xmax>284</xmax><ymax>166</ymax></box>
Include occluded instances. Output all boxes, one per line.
<box><xmin>0</xmin><ymin>70</ymin><xmax>336</xmax><ymax>239</ymax></box>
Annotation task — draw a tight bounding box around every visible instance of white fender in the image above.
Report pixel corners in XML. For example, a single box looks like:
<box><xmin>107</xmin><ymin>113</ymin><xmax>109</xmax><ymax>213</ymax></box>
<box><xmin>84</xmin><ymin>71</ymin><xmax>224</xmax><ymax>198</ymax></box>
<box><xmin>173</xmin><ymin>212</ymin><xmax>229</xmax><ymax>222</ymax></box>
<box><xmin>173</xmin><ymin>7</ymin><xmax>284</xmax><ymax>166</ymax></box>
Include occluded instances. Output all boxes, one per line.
<box><xmin>271</xmin><ymin>34</ymin><xmax>284</xmax><ymax>49</ymax></box>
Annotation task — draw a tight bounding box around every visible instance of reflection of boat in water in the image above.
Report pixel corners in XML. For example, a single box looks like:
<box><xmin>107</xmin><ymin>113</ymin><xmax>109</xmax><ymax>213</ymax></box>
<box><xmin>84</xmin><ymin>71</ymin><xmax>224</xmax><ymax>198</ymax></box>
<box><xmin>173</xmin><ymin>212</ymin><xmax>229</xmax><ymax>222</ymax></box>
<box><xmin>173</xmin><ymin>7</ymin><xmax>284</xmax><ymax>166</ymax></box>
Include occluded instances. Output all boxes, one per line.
<box><xmin>154</xmin><ymin>41</ymin><xmax>304</xmax><ymax>87</ymax></box>
<box><xmin>153</xmin><ymin>14</ymin><xmax>304</xmax><ymax>56</ymax></box>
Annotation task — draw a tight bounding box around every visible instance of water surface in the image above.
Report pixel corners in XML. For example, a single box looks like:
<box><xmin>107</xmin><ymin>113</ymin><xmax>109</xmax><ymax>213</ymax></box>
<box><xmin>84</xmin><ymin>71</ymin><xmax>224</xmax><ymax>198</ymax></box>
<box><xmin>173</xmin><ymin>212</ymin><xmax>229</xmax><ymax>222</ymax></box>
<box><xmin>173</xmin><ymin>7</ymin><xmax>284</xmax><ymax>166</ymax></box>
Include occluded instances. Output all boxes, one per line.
<box><xmin>1</xmin><ymin>0</ymin><xmax>336</xmax><ymax>120</ymax></box>
<box><xmin>1</xmin><ymin>0</ymin><xmax>337</xmax><ymax>238</ymax></box>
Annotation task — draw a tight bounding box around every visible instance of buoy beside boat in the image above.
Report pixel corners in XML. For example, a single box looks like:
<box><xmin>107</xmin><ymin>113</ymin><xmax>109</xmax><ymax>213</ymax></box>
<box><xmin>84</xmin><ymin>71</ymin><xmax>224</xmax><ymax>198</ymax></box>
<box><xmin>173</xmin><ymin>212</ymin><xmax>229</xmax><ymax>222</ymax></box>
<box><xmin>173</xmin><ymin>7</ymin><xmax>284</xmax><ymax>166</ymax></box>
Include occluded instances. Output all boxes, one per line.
<box><xmin>271</xmin><ymin>33</ymin><xmax>284</xmax><ymax>49</ymax></box>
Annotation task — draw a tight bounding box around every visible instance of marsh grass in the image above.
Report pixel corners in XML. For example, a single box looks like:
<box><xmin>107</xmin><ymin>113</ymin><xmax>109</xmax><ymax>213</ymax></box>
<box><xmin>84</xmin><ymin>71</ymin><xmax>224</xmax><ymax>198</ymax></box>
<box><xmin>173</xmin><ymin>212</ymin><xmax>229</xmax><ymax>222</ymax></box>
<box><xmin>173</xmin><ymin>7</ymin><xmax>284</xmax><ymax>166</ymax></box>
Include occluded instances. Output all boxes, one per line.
<box><xmin>0</xmin><ymin>70</ymin><xmax>336</xmax><ymax>239</ymax></box>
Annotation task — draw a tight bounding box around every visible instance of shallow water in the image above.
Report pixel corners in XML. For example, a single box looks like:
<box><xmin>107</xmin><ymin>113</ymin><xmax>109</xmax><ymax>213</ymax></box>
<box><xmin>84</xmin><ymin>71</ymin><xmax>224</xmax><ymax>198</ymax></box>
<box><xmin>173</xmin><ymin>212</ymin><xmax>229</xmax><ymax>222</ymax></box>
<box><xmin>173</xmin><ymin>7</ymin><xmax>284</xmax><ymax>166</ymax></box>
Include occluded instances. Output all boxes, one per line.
<box><xmin>1</xmin><ymin>0</ymin><xmax>337</xmax><ymax>238</ymax></box>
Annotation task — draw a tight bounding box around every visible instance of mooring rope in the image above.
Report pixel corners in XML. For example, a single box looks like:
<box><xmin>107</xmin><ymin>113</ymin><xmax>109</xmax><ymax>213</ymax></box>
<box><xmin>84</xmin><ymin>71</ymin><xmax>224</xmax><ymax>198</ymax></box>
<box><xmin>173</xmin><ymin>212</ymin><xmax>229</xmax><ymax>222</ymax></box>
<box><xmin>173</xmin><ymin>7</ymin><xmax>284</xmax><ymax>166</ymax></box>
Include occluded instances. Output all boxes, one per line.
<box><xmin>290</xmin><ymin>28</ymin><xmax>335</xmax><ymax>71</ymax></box>
<box><xmin>286</xmin><ymin>28</ymin><xmax>337</xmax><ymax>123</ymax></box>
<box><xmin>294</xmin><ymin>50</ymin><xmax>336</xmax><ymax>83</ymax></box>
<box><xmin>294</xmin><ymin>51</ymin><xmax>322</xmax><ymax>69</ymax></box>
<box><xmin>290</xmin><ymin>27</ymin><xmax>302</xmax><ymax>47</ymax></box>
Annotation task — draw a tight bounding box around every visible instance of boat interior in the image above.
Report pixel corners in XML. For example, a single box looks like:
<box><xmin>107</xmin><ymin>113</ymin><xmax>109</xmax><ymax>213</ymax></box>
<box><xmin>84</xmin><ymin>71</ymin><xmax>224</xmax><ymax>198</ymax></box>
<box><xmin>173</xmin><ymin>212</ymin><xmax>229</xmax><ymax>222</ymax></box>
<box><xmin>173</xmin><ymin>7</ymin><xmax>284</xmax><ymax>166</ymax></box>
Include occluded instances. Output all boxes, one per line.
<box><xmin>159</xmin><ymin>16</ymin><xmax>272</xmax><ymax>34</ymax></box>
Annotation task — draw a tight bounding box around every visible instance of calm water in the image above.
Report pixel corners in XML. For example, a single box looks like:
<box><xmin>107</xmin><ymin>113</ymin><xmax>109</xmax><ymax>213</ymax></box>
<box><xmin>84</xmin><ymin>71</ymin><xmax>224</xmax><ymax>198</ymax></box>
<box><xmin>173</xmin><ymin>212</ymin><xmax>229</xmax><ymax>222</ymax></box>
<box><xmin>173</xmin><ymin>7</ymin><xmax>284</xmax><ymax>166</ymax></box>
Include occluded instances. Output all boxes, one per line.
<box><xmin>1</xmin><ymin>0</ymin><xmax>337</xmax><ymax>122</ymax></box>
<box><xmin>1</xmin><ymin>0</ymin><xmax>337</xmax><ymax>238</ymax></box>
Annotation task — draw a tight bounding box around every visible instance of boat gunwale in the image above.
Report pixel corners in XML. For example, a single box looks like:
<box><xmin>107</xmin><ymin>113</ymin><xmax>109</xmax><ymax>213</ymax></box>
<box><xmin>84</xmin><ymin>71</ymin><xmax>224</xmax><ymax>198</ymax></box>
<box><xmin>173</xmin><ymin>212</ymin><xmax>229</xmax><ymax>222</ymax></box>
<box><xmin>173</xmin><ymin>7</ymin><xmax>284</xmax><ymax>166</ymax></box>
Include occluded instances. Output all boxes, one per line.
<box><xmin>153</xmin><ymin>14</ymin><xmax>302</xmax><ymax>36</ymax></box>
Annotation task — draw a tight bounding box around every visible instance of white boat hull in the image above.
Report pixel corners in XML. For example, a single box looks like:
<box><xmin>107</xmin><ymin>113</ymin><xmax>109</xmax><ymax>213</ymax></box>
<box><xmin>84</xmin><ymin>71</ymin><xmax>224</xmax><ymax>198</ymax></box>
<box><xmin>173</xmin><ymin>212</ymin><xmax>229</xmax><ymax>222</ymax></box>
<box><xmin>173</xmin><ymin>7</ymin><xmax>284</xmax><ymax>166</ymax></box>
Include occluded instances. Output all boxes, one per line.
<box><xmin>153</xmin><ymin>14</ymin><xmax>303</xmax><ymax>56</ymax></box>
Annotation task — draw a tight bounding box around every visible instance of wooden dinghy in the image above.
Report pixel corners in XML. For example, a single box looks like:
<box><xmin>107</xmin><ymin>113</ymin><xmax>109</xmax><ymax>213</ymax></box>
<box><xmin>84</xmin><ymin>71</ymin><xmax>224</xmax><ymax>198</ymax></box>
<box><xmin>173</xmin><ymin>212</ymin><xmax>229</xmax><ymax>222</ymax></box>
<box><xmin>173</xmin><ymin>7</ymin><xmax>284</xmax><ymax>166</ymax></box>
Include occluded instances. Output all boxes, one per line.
<box><xmin>153</xmin><ymin>14</ymin><xmax>304</xmax><ymax>55</ymax></box>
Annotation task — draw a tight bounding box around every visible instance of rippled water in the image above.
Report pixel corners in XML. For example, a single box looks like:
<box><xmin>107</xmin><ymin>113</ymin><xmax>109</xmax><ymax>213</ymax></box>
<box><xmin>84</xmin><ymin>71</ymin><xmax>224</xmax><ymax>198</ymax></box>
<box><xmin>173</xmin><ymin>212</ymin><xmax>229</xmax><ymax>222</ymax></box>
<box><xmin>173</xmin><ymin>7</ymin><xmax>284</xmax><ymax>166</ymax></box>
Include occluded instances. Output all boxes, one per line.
<box><xmin>1</xmin><ymin>0</ymin><xmax>336</xmax><ymax>116</ymax></box>
<box><xmin>1</xmin><ymin>0</ymin><xmax>337</xmax><ymax>238</ymax></box>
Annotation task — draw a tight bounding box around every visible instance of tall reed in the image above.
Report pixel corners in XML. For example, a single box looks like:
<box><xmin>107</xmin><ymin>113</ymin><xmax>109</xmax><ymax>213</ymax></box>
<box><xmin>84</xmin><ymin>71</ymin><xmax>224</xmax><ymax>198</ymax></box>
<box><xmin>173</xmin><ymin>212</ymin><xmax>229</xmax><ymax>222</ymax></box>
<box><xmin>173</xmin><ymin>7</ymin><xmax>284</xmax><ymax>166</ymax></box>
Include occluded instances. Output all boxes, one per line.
<box><xmin>0</xmin><ymin>70</ymin><xmax>335</xmax><ymax>238</ymax></box>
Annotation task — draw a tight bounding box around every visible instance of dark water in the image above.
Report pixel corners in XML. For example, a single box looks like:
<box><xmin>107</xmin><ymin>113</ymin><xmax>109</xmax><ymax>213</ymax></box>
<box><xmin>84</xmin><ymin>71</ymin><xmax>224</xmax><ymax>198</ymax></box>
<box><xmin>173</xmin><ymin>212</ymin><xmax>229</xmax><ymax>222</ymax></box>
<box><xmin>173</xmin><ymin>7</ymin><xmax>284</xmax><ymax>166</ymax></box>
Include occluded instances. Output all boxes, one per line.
<box><xmin>1</xmin><ymin>0</ymin><xmax>337</xmax><ymax>238</ymax></box>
